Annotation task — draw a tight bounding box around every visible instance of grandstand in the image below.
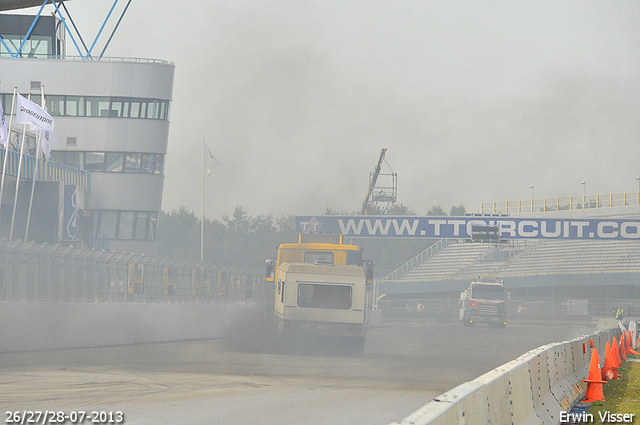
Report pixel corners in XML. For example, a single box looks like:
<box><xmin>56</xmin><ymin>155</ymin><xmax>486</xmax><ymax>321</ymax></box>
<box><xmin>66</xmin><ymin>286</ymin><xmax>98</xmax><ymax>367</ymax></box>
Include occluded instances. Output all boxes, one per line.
<box><xmin>379</xmin><ymin>203</ymin><xmax>640</xmax><ymax>299</ymax></box>
<box><xmin>501</xmin><ymin>239</ymin><xmax>640</xmax><ymax>277</ymax></box>
<box><xmin>382</xmin><ymin>239</ymin><xmax>640</xmax><ymax>283</ymax></box>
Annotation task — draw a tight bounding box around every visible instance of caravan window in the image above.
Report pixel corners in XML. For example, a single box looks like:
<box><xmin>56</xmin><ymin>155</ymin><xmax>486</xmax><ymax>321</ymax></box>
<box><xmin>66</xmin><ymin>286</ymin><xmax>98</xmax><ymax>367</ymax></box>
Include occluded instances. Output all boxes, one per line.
<box><xmin>297</xmin><ymin>283</ymin><xmax>352</xmax><ymax>309</ymax></box>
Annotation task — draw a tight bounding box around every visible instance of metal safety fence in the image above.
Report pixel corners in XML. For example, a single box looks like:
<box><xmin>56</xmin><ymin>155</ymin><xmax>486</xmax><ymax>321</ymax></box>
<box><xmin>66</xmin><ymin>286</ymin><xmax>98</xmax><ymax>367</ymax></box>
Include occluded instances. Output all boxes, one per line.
<box><xmin>0</xmin><ymin>238</ymin><xmax>266</xmax><ymax>304</ymax></box>
<box><xmin>481</xmin><ymin>191</ymin><xmax>640</xmax><ymax>215</ymax></box>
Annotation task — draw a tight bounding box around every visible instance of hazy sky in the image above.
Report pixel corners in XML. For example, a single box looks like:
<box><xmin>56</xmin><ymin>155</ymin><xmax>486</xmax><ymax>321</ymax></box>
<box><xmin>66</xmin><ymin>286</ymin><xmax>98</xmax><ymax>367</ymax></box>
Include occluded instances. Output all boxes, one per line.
<box><xmin>22</xmin><ymin>1</ymin><xmax>640</xmax><ymax>219</ymax></box>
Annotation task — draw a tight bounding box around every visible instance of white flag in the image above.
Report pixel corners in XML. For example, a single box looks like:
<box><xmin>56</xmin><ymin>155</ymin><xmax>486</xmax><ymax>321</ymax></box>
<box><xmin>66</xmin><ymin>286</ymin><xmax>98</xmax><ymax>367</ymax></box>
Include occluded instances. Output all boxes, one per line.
<box><xmin>16</xmin><ymin>94</ymin><xmax>54</xmax><ymax>132</ymax></box>
<box><xmin>206</xmin><ymin>145</ymin><xmax>222</xmax><ymax>175</ymax></box>
<box><xmin>40</xmin><ymin>129</ymin><xmax>59</xmax><ymax>160</ymax></box>
<box><xmin>0</xmin><ymin>99</ymin><xmax>7</xmax><ymax>146</ymax></box>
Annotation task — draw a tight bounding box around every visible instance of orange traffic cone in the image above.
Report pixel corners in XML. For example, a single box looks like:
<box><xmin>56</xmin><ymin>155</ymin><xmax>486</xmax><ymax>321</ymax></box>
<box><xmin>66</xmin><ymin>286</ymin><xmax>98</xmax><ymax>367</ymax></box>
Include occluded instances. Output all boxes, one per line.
<box><xmin>583</xmin><ymin>348</ymin><xmax>606</xmax><ymax>402</ymax></box>
<box><xmin>620</xmin><ymin>335</ymin><xmax>628</xmax><ymax>362</ymax></box>
<box><xmin>613</xmin><ymin>337</ymin><xmax>622</xmax><ymax>367</ymax></box>
<box><xmin>626</xmin><ymin>332</ymin><xmax>639</xmax><ymax>355</ymax></box>
<box><xmin>602</xmin><ymin>342</ymin><xmax>618</xmax><ymax>380</ymax></box>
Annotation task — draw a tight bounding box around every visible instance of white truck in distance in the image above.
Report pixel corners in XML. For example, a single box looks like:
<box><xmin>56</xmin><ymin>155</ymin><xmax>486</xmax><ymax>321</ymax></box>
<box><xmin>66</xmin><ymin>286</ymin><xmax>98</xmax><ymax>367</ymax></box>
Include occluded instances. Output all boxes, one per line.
<box><xmin>459</xmin><ymin>277</ymin><xmax>507</xmax><ymax>328</ymax></box>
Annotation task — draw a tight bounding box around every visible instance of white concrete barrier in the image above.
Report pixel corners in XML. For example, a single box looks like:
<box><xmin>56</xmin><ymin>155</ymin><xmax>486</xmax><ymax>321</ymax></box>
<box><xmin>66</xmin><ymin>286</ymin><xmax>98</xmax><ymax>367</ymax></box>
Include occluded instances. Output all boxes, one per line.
<box><xmin>391</xmin><ymin>328</ymin><xmax>619</xmax><ymax>425</ymax></box>
<box><xmin>0</xmin><ymin>300</ymin><xmax>265</xmax><ymax>352</ymax></box>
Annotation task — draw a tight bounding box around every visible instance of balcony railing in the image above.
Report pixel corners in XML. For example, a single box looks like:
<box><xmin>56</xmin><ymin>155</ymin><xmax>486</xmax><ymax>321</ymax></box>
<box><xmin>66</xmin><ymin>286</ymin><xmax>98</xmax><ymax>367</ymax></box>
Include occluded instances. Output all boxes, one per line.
<box><xmin>0</xmin><ymin>148</ymin><xmax>90</xmax><ymax>191</ymax></box>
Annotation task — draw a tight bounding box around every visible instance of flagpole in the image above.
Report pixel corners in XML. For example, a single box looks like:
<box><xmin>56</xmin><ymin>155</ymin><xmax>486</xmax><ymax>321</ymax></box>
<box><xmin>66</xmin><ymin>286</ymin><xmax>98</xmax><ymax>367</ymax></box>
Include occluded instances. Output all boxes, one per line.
<box><xmin>24</xmin><ymin>130</ymin><xmax>41</xmax><ymax>243</ymax></box>
<box><xmin>201</xmin><ymin>136</ymin><xmax>205</xmax><ymax>262</ymax></box>
<box><xmin>24</xmin><ymin>86</ymin><xmax>45</xmax><ymax>243</ymax></box>
<box><xmin>9</xmin><ymin>92</ymin><xmax>31</xmax><ymax>240</ymax></box>
<box><xmin>0</xmin><ymin>87</ymin><xmax>16</xmax><ymax>221</ymax></box>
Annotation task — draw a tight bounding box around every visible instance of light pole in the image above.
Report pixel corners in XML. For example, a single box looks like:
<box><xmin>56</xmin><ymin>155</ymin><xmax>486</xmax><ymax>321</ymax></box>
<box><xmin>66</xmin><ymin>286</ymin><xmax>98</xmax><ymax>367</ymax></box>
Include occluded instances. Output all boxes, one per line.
<box><xmin>636</xmin><ymin>176</ymin><xmax>639</xmax><ymax>192</ymax></box>
<box><xmin>581</xmin><ymin>181</ymin><xmax>586</xmax><ymax>208</ymax></box>
<box><xmin>529</xmin><ymin>185</ymin><xmax>534</xmax><ymax>212</ymax></box>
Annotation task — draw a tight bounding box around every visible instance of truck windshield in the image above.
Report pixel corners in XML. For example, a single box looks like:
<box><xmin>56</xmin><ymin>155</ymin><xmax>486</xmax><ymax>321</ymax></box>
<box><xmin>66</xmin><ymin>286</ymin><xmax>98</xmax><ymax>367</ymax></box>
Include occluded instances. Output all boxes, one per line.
<box><xmin>471</xmin><ymin>285</ymin><xmax>504</xmax><ymax>300</ymax></box>
<box><xmin>304</xmin><ymin>251</ymin><xmax>334</xmax><ymax>264</ymax></box>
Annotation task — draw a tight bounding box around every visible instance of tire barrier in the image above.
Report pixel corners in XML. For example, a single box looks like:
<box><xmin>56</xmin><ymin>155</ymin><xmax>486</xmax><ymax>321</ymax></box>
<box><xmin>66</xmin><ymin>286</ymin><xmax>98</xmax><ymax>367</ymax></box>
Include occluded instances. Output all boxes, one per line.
<box><xmin>391</xmin><ymin>327</ymin><xmax>619</xmax><ymax>425</ymax></box>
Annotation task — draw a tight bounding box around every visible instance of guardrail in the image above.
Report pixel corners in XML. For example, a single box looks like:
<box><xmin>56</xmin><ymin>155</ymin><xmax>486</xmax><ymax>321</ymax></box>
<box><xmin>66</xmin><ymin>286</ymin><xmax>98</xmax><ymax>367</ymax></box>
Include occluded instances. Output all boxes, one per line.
<box><xmin>0</xmin><ymin>238</ymin><xmax>265</xmax><ymax>304</ymax></box>
<box><xmin>481</xmin><ymin>192</ymin><xmax>640</xmax><ymax>215</ymax></box>
<box><xmin>391</xmin><ymin>327</ymin><xmax>620</xmax><ymax>425</ymax></box>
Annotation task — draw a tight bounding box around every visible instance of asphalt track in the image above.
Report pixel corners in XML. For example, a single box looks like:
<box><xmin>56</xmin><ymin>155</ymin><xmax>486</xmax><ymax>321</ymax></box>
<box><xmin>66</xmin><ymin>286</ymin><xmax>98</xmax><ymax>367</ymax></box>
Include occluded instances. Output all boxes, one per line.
<box><xmin>0</xmin><ymin>317</ymin><xmax>594</xmax><ymax>425</ymax></box>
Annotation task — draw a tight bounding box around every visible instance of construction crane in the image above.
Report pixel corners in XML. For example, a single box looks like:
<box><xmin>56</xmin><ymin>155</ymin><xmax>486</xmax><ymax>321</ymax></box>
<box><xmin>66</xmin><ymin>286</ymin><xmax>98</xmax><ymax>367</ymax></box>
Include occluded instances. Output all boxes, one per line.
<box><xmin>360</xmin><ymin>148</ymin><xmax>397</xmax><ymax>215</ymax></box>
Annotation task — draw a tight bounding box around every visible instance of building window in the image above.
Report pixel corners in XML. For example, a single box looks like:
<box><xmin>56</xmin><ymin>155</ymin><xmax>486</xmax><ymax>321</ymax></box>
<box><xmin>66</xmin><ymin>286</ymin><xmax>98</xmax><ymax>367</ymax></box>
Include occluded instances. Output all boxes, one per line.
<box><xmin>0</xmin><ymin>94</ymin><xmax>14</xmax><ymax>114</ymax></box>
<box><xmin>50</xmin><ymin>151</ymin><xmax>81</xmax><ymax>169</ymax></box>
<box><xmin>0</xmin><ymin>35</ymin><xmax>20</xmax><ymax>57</ymax></box>
<box><xmin>86</xmin><ymin>97</ymin><xmax>110</xmax><ymax>117</ymax></box>
<box><xmin>124</xmin><ymin>153</ymin><xmax>141</xmax><ymax>172</ymax></box>
<box><xmin>92</xmin><ymin>210</ymin><xmax>158</xmax><ymax>240</ymax></box>
<box><xmin>84</xmin><ymin>152</ymin><xmax>105</xmax><ymax>171</ymax></box>
<box><xmin>47</xmin><ymin>95</ymin><xmax>65</xmax><ymax>116</ymax></box>
<box><xmin>118</xmin><ymin>211</ymin><xmax>135</xmax><ymax>239</ymax></box>
<box><xmin>147</xmin><ymin>101</ymin><xmax>157</xmax><ymax>119</ymax></box>
<box><xmin>159</xmin><ymin>102</ymin><xmax>167</xmax><ymax>121</ymax></box>
<box><xmin>24</xmin><ymin>36</ymin><xmax>49</xmax><ymax>57</ymax></box>
<box><xmin>105</xmin><ymin>152</ymin><xmax>124</xmax><ymax>172</ymax></box>
<box><xmin>134</xmin><ymin>212</ymin><xmax>149</xmax><ymax>240</ymax></box>
<box><xmin>29</xmin><ymin>94</ymin><xmax>42</xmax><ymax>105</ymax></box>
<box><xmin>141</xmin><ymin>154</ymin><xmax>153</xmax><ymax>173</ymax></box>
<box><xmin>4</xmin><ymin>93</ymin><xmax>169</xmax><ymax>120</ymax></box>
<box><xmin>148</xmin><ymin>212</ymin><xmax>158</xmax><ymax>240</ymax></box>
<box><xmin>113</xmin><ymin>98</ymin><xmax>129</xmax><ymax>118</ymax></box>
<box><xmin>92</xmin><ymin>213</ymin><xmax>100</xmax><ymax>241</ymax></box>
<box><xmin>97</xmin><ymin>211</ymin><xmax>119</xmax><ymax>239</ymax></box>
<box><xmin>153</xmin><ymin>155</ymin><xmax>163</xmax><ymax>174</ymax></box>
<box><xmin>130</xmin><ymin>101</ymin><xmax>141</xmax><ymax>118</ymax></box>
<box><xmin>65</xmin><ymin>96</ymin><xmax>85</xmax><ymax>116</ymax></box>
<box><xmin>54</xmin><ymin>150</ymin><xmax>164</xmax><ymax>174</ymax></box>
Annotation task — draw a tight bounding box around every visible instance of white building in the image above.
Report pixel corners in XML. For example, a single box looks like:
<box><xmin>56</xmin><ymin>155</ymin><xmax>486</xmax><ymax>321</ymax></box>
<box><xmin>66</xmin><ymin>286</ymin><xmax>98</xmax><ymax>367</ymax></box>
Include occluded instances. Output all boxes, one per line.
<box><xmin>0</xmin><ymin>12</ymin><xmax>174</xmax><ymax>255</ymax></box>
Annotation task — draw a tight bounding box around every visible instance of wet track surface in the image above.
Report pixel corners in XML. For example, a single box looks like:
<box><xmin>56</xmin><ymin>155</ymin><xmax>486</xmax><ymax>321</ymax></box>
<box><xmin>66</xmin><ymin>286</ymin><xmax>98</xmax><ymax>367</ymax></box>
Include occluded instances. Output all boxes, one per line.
<box><xmin>0</xmin><ymin>318</ymin><xmax>594</xmax><ymax>424</ymax></box>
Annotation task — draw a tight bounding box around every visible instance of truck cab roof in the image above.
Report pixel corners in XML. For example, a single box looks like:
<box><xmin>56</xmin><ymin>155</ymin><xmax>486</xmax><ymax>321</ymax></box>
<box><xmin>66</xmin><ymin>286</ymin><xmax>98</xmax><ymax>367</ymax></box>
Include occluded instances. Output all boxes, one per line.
<box><xmin>279</xmin><ymin>262</ymin><xmax>365</xmax><ymax>277</ymax></box>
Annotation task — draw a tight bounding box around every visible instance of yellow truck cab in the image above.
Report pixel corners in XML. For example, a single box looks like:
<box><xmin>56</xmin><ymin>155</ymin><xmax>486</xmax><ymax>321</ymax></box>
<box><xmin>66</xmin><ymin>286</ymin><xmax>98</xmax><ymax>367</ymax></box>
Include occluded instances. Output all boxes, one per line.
<box><xmin>266</xmin><ymin>233</ymin><xmax>365</xmax><ymax>283</ymax></box>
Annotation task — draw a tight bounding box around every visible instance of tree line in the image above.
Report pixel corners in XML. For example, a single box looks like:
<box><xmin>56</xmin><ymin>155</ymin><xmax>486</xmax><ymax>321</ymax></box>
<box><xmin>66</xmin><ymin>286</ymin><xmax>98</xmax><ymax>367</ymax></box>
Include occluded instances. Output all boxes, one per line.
<box><xmin>156</xmin><ymin>203</ymin><xmax>466</xmax><ymax>276</ymax></box>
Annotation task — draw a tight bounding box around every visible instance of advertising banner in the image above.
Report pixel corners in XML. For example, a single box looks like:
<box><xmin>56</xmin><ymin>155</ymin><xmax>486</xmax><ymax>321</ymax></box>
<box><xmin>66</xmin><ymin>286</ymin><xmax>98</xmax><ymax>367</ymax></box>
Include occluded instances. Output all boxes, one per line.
<box><xmin>295</xmin><ymin>216</ymin><xmax>640</xmax><ymax>241</ymax></box>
